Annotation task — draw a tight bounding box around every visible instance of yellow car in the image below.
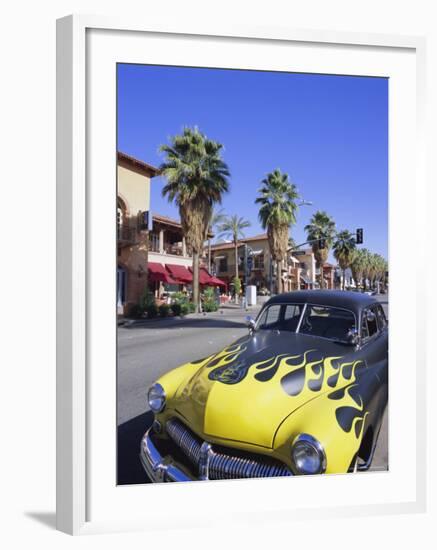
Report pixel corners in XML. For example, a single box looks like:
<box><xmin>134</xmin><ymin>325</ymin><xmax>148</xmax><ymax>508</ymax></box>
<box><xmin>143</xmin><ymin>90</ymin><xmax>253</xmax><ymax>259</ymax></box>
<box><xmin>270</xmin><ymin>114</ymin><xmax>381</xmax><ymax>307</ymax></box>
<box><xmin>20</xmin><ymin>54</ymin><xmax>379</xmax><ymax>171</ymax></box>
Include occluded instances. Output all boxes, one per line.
<box><xmin>140</xmin><ymin>290</ymin><xmax>388</xmax><ymax>481</ymax></box>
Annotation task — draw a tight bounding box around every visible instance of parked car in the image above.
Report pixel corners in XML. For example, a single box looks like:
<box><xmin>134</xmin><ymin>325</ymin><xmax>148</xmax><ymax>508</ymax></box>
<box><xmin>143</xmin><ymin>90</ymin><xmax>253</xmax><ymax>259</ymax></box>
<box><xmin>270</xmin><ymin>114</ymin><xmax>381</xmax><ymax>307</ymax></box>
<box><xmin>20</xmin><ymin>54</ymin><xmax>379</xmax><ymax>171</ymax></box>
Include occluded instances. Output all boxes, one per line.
<box><xmin>140</xmin><ymin>290</ymin><xmax>388</xmax><ymax>481</ymax></box>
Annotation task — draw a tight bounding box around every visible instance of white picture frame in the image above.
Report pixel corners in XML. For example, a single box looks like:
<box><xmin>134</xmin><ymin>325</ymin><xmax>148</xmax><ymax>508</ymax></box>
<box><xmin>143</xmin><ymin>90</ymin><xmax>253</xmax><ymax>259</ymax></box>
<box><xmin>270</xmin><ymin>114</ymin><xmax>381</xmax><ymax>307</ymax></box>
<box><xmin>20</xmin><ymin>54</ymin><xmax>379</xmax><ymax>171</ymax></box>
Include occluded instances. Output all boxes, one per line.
<box><xmin>56</xmin><ymin>14</ymin><xmax>427</xmax><ymax>535</ymax></box>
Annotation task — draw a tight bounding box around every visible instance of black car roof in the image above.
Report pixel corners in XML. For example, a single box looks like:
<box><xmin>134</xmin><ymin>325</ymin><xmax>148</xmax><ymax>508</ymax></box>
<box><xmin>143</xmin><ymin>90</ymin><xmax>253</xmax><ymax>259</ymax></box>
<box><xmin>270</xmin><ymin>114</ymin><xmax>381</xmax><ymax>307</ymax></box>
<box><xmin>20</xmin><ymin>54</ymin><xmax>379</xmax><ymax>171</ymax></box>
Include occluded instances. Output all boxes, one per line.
<box><xmin>266</xmin><ymin>290</ymin><xmax>378</xmax><ymax>317</ymax></box>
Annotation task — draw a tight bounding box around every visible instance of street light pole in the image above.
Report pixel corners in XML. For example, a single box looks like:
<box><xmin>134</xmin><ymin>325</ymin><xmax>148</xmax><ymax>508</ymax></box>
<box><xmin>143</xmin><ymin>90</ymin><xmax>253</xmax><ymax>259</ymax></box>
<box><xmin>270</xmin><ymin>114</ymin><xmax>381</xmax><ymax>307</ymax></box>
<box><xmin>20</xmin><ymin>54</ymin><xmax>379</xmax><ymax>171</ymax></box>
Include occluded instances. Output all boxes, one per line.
<box><xmin>298</xmin><ymin>200</ymin><xmax>313</xmax><ymax>207</ymax></box>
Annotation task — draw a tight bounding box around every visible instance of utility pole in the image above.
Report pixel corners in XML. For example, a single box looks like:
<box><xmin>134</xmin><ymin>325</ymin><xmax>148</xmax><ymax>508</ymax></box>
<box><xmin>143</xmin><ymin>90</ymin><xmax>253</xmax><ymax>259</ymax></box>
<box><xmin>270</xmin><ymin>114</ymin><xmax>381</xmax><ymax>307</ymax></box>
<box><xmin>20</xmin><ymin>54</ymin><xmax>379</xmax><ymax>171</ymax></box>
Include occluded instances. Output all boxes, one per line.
<box><xmin>243</xmin><ymin>243</ymin><xmax>248</xmax><ymax>289</ymax></box>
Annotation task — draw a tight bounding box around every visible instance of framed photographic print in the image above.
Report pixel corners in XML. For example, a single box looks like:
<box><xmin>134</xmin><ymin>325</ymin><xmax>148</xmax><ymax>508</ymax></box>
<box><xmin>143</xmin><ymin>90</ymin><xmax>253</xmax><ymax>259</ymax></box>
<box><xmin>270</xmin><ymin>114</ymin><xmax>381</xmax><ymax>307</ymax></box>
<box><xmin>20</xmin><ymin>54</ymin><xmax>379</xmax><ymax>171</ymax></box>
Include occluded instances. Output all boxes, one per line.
<box><xmin>57</xmin><ymin>15</ymin><xmax>427</xmax><ymax>535</ymax></box>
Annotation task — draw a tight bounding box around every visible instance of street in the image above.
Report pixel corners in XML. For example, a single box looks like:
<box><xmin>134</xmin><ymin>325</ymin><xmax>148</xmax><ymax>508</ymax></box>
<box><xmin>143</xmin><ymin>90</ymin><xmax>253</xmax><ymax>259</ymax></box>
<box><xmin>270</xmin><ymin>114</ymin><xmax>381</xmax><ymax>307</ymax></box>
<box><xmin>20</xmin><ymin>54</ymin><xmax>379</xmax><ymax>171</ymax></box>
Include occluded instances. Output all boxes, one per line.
<box><xmin>117</xmin><ymin>296</ymin><xmax>388</xmax><ymax>484</ymax></box>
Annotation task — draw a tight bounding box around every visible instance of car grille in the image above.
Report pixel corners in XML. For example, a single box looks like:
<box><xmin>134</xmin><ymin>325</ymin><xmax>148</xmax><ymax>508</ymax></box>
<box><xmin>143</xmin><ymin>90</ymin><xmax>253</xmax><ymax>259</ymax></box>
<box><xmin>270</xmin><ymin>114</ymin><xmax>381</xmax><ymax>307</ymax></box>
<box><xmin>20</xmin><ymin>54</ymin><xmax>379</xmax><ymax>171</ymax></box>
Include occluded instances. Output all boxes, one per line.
<box><xmin>166</xmin><ymin>418</ymin><xmax>292</xmax><ymax>480</ymax></box>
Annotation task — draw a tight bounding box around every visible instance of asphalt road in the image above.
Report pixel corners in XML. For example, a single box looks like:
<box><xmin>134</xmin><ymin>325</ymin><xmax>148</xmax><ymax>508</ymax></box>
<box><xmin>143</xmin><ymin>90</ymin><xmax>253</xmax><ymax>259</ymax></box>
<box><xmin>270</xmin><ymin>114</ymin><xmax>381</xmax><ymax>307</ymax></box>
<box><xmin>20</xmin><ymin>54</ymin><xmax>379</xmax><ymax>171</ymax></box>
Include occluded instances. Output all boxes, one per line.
<box><xmin>117</xmin><ymin>295</ymin><xmax>389</xmax><ymax>484</ymax></box>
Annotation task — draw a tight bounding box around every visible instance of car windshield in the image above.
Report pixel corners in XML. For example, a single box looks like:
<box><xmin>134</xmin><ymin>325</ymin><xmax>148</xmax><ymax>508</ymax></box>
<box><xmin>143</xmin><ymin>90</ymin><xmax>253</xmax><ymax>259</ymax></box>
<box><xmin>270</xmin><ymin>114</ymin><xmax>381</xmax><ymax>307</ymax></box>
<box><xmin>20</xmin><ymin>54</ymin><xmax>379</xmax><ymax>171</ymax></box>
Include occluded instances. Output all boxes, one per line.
<box><xmin>256</xmin><ymin>303</ymin><xmax>356</xmax><ymax>343</ymax></box>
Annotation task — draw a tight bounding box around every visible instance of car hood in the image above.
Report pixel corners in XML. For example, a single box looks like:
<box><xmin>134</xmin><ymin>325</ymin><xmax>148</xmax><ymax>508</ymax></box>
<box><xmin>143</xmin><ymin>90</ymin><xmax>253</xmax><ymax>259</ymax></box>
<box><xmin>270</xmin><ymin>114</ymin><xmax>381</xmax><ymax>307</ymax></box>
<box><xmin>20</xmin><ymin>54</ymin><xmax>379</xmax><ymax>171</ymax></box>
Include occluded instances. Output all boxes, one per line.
<box><xmin>172</xmin><ymin>331</ymin><xmax>362</xmax><ymax>448</ymax></box>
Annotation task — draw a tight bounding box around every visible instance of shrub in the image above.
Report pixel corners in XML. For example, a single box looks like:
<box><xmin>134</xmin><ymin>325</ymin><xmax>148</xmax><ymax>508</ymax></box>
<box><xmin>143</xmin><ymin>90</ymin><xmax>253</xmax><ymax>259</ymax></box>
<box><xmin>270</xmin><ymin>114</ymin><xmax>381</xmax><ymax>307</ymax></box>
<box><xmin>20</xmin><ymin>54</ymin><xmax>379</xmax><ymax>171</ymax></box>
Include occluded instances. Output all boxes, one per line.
<box><xmin>203</xmin><ymin>287</ymin><xmax>218</xmax><ymax>312</ymax></box>
<box><xmin>171</xmin><ymin>303</ymin><xmax>182</xmax><ymax>316</ymax></box>
<box><xmin>203</xmin><ymin>287</ymin><xmax>215</xmax><ymax>300</ymax></box>
<box><xmin>158</xmin><ymin>304</ymin><xmax>170</xmax><ymax>317</ymax></box>
<box><xmin>233</xmin><ymin>276</ymin><xmax>241</xmax><ymax>296</ymax></box>
<box><xmin>172</xmin><ymin>291</ymin><xmax>187</xmax><ymax>304</ymax></box>
<box><xmin>140</xmin><ymin>287</ymin><xmax>155</xmax><ymax>310</ymax></box>
<box><xmin>203</xmin><ymin>301</ymin><xmax>218</xmax><ymax>312</ymax></box>
<box><xmin>170</xmin><ymin>291</ymin><xmax>195</xmax><ymax>314</ymax></box>
<box><xmin>146</xmin><ymin>303</ymin><xmax>158</xmax><ymax>318</ymax></box>
<box><xmin>128</xmin><ymin>304</ymin><xmax>144</xmax><ymax>319</ymax></box>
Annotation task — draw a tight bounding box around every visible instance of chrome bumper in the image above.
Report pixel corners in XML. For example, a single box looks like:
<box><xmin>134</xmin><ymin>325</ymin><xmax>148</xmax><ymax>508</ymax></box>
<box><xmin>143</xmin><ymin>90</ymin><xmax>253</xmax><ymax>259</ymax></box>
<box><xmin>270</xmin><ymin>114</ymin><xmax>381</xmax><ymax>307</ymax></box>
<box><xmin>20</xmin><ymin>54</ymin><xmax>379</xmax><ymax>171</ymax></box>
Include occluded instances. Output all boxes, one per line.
<box><xmin>140</xmin><ymin>428</ymin><xmax>194</xmax><ymax>482</ymax></box>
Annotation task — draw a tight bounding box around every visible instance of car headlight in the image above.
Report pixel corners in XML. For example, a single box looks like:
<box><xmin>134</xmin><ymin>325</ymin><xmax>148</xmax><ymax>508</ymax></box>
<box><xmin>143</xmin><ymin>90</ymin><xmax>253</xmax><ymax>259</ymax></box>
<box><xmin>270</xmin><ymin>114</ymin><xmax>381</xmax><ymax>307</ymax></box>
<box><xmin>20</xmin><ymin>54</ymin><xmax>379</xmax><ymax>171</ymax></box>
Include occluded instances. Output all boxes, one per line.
<box><xmin>147</xmin><ymin>383</ymin><xmax>166</xmax><ymax>413</ymax></box>
<box><xmin>291</xmin><ymin>434</ymin><xmax>326</xmax><ymax>475</ymax></box>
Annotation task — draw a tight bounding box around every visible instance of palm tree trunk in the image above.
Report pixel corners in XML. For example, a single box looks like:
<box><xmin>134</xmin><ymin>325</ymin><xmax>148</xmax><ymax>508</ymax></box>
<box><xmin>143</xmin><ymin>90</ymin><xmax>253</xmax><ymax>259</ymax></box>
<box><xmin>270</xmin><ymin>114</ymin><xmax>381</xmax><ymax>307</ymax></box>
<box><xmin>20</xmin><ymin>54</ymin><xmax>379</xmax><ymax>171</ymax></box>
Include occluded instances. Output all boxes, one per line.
<box><xmin>208</xmin><ymin>239</ymin><xmax>211</xmax><ymax>272</ymax></box>
<box><xmin>320</xmin><ymin>263</ymin><xmax>324</xmax><ymax>289</ymax></box>
<box><xmin>234</xmin><ymin>241</ymin><xmax>239</xmax><ymax>304</ymax></box>
<box><xmin>192</xmin><ymin>252</ymin><xmax>200</xmax><ymax>313</ymax></box>
<box><xmin>342</xmin><ymin>268</ymin><xmax>346</xmax><ymax>290</ymax></box>
<box><xmin>277</xmin><ymin>260</ymin><xmax>282</xmax><ymax>294</ymax></box>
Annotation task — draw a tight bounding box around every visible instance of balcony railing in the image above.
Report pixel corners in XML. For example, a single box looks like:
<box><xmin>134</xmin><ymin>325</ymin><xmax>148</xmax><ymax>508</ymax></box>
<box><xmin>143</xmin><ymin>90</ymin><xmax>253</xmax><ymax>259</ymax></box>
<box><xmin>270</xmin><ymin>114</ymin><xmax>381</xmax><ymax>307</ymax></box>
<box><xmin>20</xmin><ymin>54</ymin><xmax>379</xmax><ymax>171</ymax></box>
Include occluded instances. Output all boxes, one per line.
<box><xmin>117</xmin><ymin>224</ymin><xmax>136</xmax><ymax>245</ymax></box>
<box><xmin>216</xmin><ymin>263</ymin><xmax>243</xmax><ymax>276</ymax></box>
<box><xmin>149</xmin><ymin>239</ymin><xmax>185</xmax><ymax>256</ymax></box>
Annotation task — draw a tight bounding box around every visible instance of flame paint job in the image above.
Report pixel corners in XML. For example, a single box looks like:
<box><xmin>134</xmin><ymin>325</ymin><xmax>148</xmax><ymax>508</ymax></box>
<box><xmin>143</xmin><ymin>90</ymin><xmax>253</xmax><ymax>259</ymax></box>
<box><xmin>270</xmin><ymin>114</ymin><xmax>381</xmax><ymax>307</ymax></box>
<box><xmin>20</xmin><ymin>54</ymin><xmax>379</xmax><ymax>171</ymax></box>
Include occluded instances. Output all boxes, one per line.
<box><xmin>153</xmin><ymin>295</ymin><xmax>388</xmax><ymax>475</ymax></box>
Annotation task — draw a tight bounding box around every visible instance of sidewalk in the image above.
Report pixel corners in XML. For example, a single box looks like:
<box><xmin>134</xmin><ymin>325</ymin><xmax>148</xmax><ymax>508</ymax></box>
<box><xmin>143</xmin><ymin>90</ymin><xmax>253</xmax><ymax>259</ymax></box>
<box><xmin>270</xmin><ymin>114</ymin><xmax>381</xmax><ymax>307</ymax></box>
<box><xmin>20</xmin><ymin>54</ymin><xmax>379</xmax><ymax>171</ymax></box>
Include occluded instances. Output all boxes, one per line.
<box><xmin>120</xmin><ymin>302</ymin><xmax>261</xmax><ymax>328</ymax></box>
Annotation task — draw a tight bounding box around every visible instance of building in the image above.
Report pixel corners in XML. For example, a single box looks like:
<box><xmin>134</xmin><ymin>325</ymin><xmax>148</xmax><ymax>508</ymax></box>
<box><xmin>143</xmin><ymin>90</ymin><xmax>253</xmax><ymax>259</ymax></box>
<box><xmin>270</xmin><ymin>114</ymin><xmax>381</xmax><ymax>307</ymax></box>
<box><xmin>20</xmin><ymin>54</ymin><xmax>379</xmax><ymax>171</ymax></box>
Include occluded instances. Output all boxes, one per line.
<box><xmin>207</xmin><ymin>237</ymin><xmax>315</xmax><ymax>292</ymax></box>
<box><xmin>322</xmin><ymin>263</ymin><xmax>336</xmax><ymax>289</ymax></box>
<box><xmin>209</xmin><ymin>235</ymin><xmax>336</xmax><ymax>293</ymax></box>
<box><xmin>148</xmin><ymin>213</ymin><xmax>196</xmax><ymax>297</ymax></box>
<box><xmin>288</xmin><ymin>248</ymin><xmax>317</xmax><ymax>290</ymax></box>
<box><xmin>147</xmin><ymin>214</ymin><xmax>223</xmax><ymax>299</ymax></box>
<box><xmin>209</xmin><ymin>234</ymin><xmax>272</xmax><ymax>291</ymax></box>
<box><xmin>117</xmin><ymin>152</ymin><xmax>224</xmax><ymax>315</ymax></box>
<box><xmin>117</xmin><ymin>152</ymin><xmax>160</xmax><ymax>315</ymax></box>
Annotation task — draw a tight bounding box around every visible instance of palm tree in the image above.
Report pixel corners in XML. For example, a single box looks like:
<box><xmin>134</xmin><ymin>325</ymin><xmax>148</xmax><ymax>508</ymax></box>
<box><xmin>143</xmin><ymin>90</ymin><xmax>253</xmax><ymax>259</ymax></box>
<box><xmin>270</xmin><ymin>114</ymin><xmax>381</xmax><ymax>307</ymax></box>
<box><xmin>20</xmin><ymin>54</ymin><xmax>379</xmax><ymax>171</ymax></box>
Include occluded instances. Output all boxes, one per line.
<box><xmin>333</xmin><ymin>230</ymin><xmax>356</xmax><ymax>290</ymax></box>
<box><xmin>371</xmin><ymin>253</ymin><xmax>387</xmax><ymax>292</ymax></box>
<box><xmin>305</xmin><ymin>211</ymin><xmax>336</xmax><ymax>289</ymax></box>
<box><xmin>206</xmin><ymin>208</ymin><xmax>226</xmax><ymax>272</ymax></box>
<box><xmin>375</xmin><ymin>255</ymin><xmax>388</xmax><ymax>292</ymax></box>
<box><xmin>350</xmin><ymin>248</ymin><xmax>366</xmax><ymax>290</ymax></box>
<box><xmin>380</xmin><ymin>257</ymin><xmax>389</xmax><ymax>292</ymax></box>
<box><xmin>256</xmin><ymin>169</ymin><xmax>300</xmax><ymax>294</ymax></box>
<box><xmin>217</xmin><ymin>214</ymin><xmax>251</xmax><ymax>303</ymax></box>
<box><xmin>159</xmin><ymin>127</ymin><xmax>230</xmax><ymax>312</ymax></box>
<box><xmin>360</xmin><ymin>248</ymin><xmax>372</xmax><ymax>291</ymax></box>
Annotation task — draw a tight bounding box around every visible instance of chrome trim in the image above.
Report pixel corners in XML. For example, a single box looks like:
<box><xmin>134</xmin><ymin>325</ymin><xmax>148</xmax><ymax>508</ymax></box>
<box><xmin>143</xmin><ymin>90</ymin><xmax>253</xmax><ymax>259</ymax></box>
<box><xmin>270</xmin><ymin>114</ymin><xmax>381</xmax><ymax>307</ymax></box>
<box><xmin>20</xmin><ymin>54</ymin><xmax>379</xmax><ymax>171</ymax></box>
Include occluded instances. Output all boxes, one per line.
<box><xmin>166</xmin><ymin>418</ymin><xmax>292</xmax><ymax>480</ymax></box>
<box><xmin>152</xmin><ymin>419</ymin><xmax>162</xmax><ymax>434</ymax></box>
<box><xmin>140</xmin><ymin>428</ymin><xmax>192</xmax><ymax>482</ymax></box>
<box><xmin>295</xmin><ymin>303</ymin><xmax>308</xmax><ymax>333</ymax></box>
<box><xmin>199</xmin><ymin>442</ymin><xmax>212</xmax><ymax>480</ymax></box>
<box><xmin>291</xmin><ymin>433</ymin><xmax>327</xmax><ymax>474</ymax></box>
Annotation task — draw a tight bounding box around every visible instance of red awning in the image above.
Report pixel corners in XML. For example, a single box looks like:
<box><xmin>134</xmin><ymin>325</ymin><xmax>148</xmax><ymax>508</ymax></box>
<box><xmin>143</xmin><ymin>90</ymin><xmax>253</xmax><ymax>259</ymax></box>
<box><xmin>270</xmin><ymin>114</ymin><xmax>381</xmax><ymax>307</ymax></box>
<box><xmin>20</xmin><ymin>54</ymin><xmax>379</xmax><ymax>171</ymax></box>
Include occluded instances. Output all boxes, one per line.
<box><xmin>166</xmin><ymin>264</ymin><xmax>193</xmax><ymax>283</ymax></box>
<box><xmin>209</xmin><ymin>276</ymin><xmax>226</xmax><ymax>287</ymax></box>
<box><xmin>198</xmin><ymin>267</ymin><xmax>212</xmax><ymax>285</ymax></box>
<box><xmin>190</xmin><ymin>267</ymin><xmax>226</xmax><ymax>287</ymax></box>
<box><xmin>148</xmin><ymin>262</ymin><xmax>178</xmax><ymax>284</ymax></box>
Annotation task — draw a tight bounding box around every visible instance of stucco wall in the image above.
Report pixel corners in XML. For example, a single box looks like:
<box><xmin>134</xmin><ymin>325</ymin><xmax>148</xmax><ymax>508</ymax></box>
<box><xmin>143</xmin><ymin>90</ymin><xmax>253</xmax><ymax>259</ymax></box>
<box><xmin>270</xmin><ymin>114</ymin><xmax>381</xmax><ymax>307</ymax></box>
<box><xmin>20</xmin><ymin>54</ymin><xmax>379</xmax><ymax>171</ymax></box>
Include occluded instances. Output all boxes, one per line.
<box><xmin>117</xmin><ymin>164</ymin><xmax>151</xmax><ymax>216</ymax></box>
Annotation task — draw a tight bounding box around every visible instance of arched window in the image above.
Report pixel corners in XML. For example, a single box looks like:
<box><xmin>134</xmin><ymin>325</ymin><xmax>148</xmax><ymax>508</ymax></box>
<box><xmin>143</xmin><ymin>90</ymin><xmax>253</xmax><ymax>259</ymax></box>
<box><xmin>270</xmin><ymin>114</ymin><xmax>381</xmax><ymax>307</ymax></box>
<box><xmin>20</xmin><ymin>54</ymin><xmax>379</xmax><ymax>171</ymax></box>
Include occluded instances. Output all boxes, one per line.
<box><xmin>117</xmin><ymin>265</ymin><xmax>127</xmax><ymax>309</ymax></box>
<box><xmin>117</xmin><ymin>197</ymin><xmax>127</xmax><ymax>240</ymax></box>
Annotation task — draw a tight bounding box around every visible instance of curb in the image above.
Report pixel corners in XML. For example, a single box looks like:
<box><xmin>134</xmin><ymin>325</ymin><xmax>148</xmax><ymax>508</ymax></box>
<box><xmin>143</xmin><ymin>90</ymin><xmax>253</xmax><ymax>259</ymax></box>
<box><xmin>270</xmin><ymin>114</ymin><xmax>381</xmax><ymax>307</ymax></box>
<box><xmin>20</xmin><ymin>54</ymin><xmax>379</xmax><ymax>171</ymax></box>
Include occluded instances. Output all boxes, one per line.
<box><xmin>119</xmin><ymin>305</ymin><xmax>261</xmax><ymax>328</ymax></box>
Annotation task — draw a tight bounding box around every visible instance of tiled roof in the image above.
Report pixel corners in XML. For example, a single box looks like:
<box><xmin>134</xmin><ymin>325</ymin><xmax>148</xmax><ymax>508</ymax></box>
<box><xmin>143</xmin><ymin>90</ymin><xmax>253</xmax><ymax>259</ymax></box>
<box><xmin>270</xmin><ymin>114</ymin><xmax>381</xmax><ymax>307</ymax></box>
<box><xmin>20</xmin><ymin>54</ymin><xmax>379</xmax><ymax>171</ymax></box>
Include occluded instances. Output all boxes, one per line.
<box><xmin>152</xmin><ymin>213</ymin><xmax>213</xmax><ymax>238</ymax></box>
<box><xmin>117</xmin><ymin>151</ymin><xmax>161</xmax><ymax>176</ymax></box>
<box><xmin>209</xmin><ymin>234</ymin><xmax>268</xmax><ymax>251</ymax></box>
<box><xmin>152</xmin><ymin>213</ymin><xmax>182</xmax><ymax>228</ymax></box>
<box><xmin>242</xmin><ymin>233</ymin><xmax>268</xmax><ymax>242</ymax></box>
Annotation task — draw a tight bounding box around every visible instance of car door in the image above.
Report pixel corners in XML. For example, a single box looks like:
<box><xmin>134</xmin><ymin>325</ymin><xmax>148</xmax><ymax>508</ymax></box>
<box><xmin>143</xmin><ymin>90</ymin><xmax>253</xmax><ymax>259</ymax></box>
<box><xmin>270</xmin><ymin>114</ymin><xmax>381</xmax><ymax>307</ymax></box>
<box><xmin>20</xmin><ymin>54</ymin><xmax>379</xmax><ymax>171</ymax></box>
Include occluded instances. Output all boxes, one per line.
<box><xmin>358</xmin><ymin>305</ymin><xmax>388</xmax><ymax>444</ymax></box>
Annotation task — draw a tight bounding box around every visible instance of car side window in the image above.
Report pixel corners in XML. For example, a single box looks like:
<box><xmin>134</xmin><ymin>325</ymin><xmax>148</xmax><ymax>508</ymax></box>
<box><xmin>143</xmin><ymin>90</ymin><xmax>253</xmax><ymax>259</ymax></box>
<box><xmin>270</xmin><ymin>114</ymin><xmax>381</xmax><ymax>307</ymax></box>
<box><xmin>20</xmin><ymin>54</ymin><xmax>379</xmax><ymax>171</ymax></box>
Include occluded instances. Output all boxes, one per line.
<box><xmin>361</xmin><ymin>307</ymin><xmax>379</xmax><ymax>341</ymax></box>
<box><xmin>257</xmin><ymin>305</ymin><xmax>281</xmax><ymax>329</ymax></box>
<box><xmin>375</xmin><ymin>305</ymin><xmax>387</xmax><ymax>330</ymax></box>
<box><xmin>284</xmin><ymin>304</ymin><xmax>300</xmax><ymax>320</ymax></box>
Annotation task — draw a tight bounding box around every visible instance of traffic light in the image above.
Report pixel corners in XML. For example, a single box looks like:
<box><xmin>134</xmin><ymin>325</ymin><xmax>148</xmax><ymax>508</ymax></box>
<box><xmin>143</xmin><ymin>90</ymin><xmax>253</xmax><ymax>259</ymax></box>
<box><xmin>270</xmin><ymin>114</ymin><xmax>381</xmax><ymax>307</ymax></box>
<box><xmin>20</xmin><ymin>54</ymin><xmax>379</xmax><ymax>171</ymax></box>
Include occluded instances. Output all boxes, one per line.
<box><xmin>318</xmin><ymin>238</ymin><xmax>326</xmax><ymax>249</ymax></box>
<box><xmin>247</xmin><ymin>255</ymin><xmax>253</xmax><ymax>272</ymax></box>
<box><xmin>356</xmin><ymin>228</ymin><xmax>363</xmax><ymax>245</ymax></box>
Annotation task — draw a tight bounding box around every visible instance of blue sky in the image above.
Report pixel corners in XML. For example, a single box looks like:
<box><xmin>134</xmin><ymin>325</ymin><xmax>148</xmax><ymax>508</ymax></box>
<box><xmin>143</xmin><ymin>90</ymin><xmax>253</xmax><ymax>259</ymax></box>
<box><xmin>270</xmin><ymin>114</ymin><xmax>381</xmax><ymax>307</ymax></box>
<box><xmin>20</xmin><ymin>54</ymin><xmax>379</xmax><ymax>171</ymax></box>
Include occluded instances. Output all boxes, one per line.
<box><xmin>117</xmin><ymin>64</ymin><xmax>388</xmax><ymax>259</ymax></box>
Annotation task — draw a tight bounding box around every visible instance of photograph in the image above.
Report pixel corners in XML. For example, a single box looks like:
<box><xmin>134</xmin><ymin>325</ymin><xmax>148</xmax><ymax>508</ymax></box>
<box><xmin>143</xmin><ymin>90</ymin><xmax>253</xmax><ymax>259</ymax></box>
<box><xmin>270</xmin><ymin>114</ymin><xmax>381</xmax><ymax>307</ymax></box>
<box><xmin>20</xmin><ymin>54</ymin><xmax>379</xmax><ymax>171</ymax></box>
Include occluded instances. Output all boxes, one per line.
<box><xmin>116</xmin><ymin>64</ymin><xmax>389</xmax><ymax>485</ymax></box>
